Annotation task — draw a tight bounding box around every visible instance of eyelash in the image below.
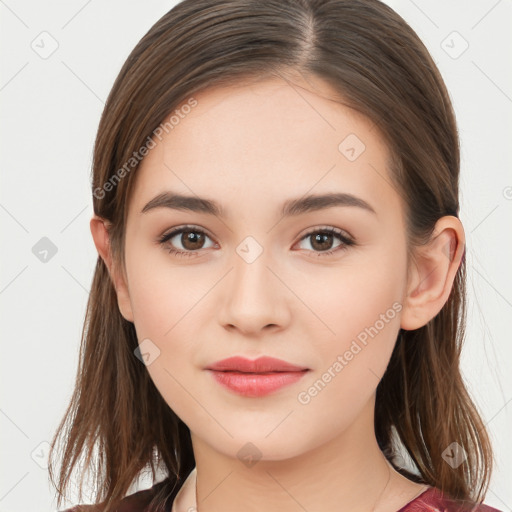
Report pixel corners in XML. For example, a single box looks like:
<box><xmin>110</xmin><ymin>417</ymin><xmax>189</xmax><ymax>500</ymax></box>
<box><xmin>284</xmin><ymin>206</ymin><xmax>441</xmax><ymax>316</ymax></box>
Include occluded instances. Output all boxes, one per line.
<box><xmin>157</xmin><ymin>225</ymin><xmax>356</xmax><ymax>258</ymax></box>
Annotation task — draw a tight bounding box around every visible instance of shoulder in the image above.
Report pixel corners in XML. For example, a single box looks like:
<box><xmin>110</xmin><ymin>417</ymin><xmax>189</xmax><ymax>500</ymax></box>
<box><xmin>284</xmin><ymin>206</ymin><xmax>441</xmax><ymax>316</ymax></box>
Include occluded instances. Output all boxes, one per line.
<box><xmin>399</xmin><ymin>486</ymin><xmax>504</xmax><ymax>512</ymax></box>
<box><xmin>59</xmin><ymin>477</ymin><xmax>179</xmax><ymax>512</ymax></box>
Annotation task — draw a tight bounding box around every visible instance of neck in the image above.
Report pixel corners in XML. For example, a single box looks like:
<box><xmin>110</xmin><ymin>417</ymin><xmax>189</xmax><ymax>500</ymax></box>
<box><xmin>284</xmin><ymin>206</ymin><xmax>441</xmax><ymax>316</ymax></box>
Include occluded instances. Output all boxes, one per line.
<box><xmin>190</xmin><ymin>398</ymin><xmax>420</xmax><ymax>512</ymax></box>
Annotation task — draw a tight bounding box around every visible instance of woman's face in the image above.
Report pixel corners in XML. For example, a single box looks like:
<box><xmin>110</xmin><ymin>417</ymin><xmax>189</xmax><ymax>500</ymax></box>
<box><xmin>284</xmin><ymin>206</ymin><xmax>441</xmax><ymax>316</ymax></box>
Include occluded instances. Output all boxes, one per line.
<box><xmin>119</xmin><ymin>75</ymin><xmax>411</xmax><ymax>461</ymax></box>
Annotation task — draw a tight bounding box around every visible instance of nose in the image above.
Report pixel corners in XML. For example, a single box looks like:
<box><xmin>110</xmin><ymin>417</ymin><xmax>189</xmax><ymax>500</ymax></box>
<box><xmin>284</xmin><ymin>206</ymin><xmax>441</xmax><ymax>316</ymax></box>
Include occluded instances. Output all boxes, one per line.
<box><xmin>217</xmin><ymin>244</ymin><xmax>291</xmax><ymax>336</ymax></box>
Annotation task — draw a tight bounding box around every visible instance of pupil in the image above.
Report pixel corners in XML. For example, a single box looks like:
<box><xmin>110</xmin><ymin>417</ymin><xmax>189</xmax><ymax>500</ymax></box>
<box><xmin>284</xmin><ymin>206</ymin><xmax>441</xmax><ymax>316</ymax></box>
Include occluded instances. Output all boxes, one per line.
<box><xmin>183</xmin><ymin>231</ymin><xmax>204</xmax><ymax>249</ymax></box>
<box><xmin>313</xmin><ymin>233</ymin><xmax>332</xmax><ymax>250</ymax></box>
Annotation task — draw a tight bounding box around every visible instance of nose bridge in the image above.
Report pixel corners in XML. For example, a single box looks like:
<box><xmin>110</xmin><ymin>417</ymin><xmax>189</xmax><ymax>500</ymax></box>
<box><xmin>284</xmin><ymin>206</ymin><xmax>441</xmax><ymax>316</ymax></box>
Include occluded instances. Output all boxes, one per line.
<box><xmin>219</xmin><ymin>235</ymin><xmax>288</xmax><ymax>332</ymax></box>
<box><xmin>231</xmin><ymin>235</ymin><xmax>275</xmax><ymax>307</ymax></box>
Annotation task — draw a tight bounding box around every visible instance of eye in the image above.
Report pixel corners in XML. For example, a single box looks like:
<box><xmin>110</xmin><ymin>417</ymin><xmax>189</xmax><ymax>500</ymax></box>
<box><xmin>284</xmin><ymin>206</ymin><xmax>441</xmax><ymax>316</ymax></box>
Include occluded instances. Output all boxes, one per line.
<box><xmin>158</xmin><ymin>225</ymin><xmax>217</xmax><ymax>258</ymax></box>
<box><xmin>158</xmin><ymin>225</ymin><xmax>356</xmax><ymax>259</ymax></box>
<box><xmin>295</xmin><ymin>226</ymin><xmax>355</xmax><ymax>257</ymax></box>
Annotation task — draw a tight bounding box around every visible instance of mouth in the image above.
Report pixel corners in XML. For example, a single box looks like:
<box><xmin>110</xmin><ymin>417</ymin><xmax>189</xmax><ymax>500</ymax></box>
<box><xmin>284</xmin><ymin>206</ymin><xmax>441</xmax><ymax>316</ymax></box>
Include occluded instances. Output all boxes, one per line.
<box><xmin>205</xmin><ymin>356</ymin><xmax>310</xmax><ymax>397</ymax></box>
<box><xmin>205</xmin><ymin>355</ymin><xmax>308</xmax><ymax>373</ymax></box>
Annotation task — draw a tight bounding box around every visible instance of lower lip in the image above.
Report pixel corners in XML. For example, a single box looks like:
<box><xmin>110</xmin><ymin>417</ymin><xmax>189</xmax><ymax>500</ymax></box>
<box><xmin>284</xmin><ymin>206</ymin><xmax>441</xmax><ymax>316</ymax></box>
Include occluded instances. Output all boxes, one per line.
<box><xmin>207</xmin><ymin>370</ymin><xmax>308</xmax><ymax>397</ymax></box>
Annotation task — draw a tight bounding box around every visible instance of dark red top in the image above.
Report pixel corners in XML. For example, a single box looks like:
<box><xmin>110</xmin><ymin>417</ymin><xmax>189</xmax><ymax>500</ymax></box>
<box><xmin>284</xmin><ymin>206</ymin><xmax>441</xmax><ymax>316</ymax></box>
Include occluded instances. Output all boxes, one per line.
<box><xmin>60</xmin><ymin>480</ymin><xmax>503</xmax><ymax>512</ymax></box>
<box><xmin>395</xmin><ymin>486</ymin><xmax>502</xmax><ymax>512</ymax></box>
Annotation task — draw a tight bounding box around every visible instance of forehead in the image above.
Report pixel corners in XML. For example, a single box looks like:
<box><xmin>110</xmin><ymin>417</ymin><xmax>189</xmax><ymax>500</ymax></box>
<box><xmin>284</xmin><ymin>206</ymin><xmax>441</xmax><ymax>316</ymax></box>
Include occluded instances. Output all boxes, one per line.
<box><xmin>129</xmin><ymin>75</ymin><xmax>401</xmax><ymax>223</ymax></box>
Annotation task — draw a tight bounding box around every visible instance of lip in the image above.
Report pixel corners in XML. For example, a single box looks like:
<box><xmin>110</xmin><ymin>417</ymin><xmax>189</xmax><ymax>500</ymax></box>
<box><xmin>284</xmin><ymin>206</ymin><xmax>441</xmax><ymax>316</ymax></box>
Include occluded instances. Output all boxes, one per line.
<box><xmin>206</xmin><ymin>356</ymin><xmax>308</xmax><ymax>373</ymax></box>
<box><xmin>205</xmin><ymin>356</ymin><xmax>310</xmax><ymax>397</ymax></box>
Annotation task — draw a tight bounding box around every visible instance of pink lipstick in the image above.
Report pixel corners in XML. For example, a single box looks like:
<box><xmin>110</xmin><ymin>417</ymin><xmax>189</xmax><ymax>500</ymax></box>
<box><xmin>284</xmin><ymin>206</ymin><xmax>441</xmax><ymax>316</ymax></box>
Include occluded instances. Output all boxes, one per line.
<box><xmin>205</xmin><ymin>356</ymin><xmax>309</xmax><ymax>397</ymax></box>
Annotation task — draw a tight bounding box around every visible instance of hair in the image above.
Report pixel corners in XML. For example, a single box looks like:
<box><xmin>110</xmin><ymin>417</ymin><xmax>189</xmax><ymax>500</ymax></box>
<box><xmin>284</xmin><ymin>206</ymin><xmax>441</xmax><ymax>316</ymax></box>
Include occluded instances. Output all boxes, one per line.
<box><xmin>48</xmin><ymin>0</ymin><xmax>495</xmax><ymax>511</ymax></box>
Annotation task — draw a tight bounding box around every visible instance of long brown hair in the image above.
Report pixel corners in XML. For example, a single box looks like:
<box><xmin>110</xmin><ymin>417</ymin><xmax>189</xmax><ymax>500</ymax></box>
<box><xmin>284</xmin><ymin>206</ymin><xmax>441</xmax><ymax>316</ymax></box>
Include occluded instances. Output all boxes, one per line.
<box><xmin>48</xmin><ymin>1</ymin><xmax>494</xmax><ymax>510</ymax></box>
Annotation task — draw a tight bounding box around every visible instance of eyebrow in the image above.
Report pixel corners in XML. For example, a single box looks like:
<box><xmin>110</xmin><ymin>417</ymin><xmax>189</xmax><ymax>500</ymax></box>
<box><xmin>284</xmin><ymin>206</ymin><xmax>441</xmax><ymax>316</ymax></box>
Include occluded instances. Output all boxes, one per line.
<box><xmin>140</xmin><ymin>190</ymin><xmax>376</xmax><ymax>218</ymax></box>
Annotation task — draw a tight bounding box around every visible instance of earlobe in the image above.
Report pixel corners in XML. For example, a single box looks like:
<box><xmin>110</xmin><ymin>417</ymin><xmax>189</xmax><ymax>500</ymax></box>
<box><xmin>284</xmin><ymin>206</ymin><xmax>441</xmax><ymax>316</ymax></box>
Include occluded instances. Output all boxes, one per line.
<box><xmin>400</xmin><ymin>216</ymin><xmax>465</xmax><ymax>331</ymax></box>
<box><xmin>89</xmin><ymin>215</ymin><xmax>134</xmax><ymax>322</ymax></box>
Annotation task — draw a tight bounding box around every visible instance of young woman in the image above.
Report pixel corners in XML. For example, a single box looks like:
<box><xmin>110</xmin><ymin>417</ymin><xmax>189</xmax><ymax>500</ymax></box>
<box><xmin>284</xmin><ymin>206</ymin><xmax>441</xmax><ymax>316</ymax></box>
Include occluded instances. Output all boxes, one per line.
<box><xmin>48</xmin><ymin>1</ymin><xmax>503</xmax><ymax>511</ymax></box>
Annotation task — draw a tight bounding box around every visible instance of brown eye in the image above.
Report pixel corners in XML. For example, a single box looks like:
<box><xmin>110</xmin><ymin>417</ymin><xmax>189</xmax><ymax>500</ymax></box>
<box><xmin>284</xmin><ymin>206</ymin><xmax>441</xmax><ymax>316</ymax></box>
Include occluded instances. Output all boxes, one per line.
<box><xmin>158</xmin><ymin>226</ymin><xmax>216</xmax><ymax>257</ymax></box>
<box><xmin>297</xmin><ymin>227</ymin><xmax>355</xmax><ymax>257</ymax></box>
<box><xmin>309</xmin><ymin>232</ymin><xmax>336</xmax><ymax>251</ymax></box>
<box><xmin>180</xmin><ymin>230</ymin><xmax>206</xmax><ymax>250</ymax></box>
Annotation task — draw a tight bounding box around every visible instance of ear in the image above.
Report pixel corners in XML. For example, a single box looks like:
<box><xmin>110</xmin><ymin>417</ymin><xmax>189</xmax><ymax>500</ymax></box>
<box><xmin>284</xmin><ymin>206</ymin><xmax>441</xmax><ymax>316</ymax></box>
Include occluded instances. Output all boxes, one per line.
<box><xmin>400</xmin><ymin>216</ymin><xmax>465</xmax><ymax>331</ymax></box>
<box><xmin>90</xmin><ymin>215</ymin><xmax>134</xmax><ymax>322</ymax></box>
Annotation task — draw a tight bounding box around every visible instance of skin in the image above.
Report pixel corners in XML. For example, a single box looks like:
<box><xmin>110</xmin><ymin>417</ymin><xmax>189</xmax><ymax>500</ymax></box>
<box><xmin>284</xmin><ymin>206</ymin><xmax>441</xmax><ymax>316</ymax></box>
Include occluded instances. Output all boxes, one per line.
<box><xmin>91</xmin><ymin>73</ymin><xmax>465</xmax><ymax>512</ymax></box>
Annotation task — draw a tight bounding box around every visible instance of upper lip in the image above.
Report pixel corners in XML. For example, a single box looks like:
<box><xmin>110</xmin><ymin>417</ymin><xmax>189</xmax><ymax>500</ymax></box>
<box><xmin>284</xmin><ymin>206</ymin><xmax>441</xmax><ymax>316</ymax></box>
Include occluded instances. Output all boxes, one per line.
<box><xmin>205</xmin><ymin>356</ymin><xmax>309</xmax><ymax>373</ymax></box>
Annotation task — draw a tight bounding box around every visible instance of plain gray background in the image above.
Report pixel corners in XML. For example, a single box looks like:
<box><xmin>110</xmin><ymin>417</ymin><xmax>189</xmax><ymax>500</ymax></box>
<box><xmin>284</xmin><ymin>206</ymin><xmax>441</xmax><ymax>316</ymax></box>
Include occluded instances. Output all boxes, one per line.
<box><xmin>1</xmin><ymin>1</ymin><xmax>511</xmax><ymax>511</ymax></box>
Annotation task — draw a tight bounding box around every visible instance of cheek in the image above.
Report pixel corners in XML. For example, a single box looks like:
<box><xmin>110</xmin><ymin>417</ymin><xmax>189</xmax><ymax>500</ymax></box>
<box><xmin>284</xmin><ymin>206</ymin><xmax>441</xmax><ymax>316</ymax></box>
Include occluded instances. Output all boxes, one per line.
<box><xmin>295</xmin><ymin>243</ymin><xmax>406</xmax><ymax>398</ymax></box>
<box><xmin>124</xmin><ymin>244</ymin><xmax>215</xmax><ymax>414</ymax></box>
<box><xmin>296</xmin><ymin>243</ymin><xmax>406</xmax><ymax>346</ymax></box>
<box><xmin>126</xmin><ymin>267</ymin><xmax>204</xmax><ymax>426</ymax></box>
<box><xmin>125</xmin><ymin>241</ymin><xmax>210</xmax><ymax>337</ymax></box>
